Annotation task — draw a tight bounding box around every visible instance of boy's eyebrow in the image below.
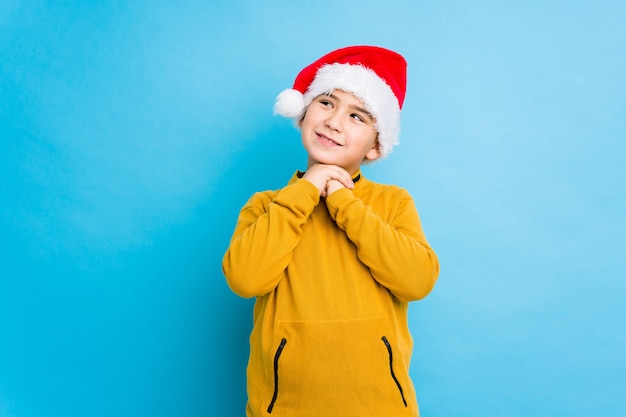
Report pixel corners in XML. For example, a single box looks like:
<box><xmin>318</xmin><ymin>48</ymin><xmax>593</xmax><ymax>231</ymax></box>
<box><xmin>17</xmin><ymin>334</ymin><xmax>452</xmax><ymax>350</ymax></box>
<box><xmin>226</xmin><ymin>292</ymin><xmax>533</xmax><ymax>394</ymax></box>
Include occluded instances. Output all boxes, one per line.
<box><xmin>327</xmin><ymin>92</ymin><xmax>375</xmax><ymax>121</ymax></box>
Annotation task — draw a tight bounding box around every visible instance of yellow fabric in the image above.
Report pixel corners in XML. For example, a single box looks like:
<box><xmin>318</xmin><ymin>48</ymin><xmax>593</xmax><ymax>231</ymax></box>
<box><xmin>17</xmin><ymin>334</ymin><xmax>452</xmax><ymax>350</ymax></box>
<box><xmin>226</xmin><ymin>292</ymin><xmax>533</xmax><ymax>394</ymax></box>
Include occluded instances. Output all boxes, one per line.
<box><xmin>223</xmin><ymin>171</ymin><xmax>439</xmax><ymax>417</ymax></box>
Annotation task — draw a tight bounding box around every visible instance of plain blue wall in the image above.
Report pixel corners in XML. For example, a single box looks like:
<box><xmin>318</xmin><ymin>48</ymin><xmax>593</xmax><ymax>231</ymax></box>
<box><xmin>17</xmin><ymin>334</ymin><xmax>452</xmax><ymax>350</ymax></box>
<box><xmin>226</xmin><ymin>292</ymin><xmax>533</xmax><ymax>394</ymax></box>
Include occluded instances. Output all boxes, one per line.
<box><xmin>1</xmin><ymin>1</ymin><xmax>625</xmax><ymax>416</ymax></box>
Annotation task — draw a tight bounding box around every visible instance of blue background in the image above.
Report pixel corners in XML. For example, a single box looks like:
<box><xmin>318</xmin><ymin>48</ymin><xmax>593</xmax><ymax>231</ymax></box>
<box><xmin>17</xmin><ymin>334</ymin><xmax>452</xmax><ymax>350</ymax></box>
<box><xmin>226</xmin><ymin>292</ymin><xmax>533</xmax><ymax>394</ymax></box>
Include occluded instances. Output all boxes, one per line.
<box><xmin>1</xmin><ymin>1</ymin><xmax>624</xmax><ymax>416</ymax></box>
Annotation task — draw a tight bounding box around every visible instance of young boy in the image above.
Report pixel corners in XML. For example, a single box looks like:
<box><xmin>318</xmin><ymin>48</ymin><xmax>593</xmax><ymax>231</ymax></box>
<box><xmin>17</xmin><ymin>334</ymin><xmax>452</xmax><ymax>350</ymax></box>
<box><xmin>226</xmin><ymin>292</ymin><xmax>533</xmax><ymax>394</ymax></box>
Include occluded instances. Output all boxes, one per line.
<box><xmin>222</xmin><ymin>45</ymin><xmax>439</xmax><ymax>417</ymax></box>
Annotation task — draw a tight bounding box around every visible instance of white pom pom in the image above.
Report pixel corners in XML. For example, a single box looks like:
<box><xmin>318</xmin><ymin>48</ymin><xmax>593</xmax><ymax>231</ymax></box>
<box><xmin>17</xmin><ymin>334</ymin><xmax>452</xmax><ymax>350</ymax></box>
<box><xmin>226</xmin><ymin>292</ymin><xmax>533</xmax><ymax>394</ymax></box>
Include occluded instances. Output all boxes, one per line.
<box><xmin>273</xmin><ymin>88</ymin><xmax>305</xmax><ymax>118</ymax></box>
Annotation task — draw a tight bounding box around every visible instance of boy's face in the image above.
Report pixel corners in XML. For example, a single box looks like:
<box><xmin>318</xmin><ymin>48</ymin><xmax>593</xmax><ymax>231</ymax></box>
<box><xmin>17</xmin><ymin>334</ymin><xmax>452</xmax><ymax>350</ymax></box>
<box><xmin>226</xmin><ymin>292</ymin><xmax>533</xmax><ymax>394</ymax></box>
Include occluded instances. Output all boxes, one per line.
<box><xmin>299</xmin><ymin>89</ymin><xmax>380</xmax><ymax>175</ymax></box>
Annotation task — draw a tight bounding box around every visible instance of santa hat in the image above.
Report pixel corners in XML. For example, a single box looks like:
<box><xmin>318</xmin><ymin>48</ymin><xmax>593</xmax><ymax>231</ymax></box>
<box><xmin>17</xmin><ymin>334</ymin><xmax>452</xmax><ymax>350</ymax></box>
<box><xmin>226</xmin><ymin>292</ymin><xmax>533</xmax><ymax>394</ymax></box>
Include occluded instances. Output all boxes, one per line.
<box><xmin>274</xmin><ymin>45</ymin><xmax>407</xmax><ymax>159</ymax></box>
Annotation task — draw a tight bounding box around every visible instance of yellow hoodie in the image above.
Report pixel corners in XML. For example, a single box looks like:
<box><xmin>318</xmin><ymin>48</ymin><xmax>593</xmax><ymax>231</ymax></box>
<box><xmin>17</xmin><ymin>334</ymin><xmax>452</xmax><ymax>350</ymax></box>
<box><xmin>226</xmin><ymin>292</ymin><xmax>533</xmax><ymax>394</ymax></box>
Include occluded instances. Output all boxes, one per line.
<box><xmin>223</xmin><ymin>171</ymin><xmax>439</xmax><ymax>417</ymax></box>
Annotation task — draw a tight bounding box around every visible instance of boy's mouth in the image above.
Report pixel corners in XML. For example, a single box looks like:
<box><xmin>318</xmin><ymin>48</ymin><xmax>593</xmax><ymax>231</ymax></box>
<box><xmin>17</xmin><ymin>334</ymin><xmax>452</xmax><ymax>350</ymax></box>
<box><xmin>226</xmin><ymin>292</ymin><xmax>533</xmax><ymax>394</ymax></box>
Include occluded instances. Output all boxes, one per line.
<box><xmin>316</xmin><ymin>132</ymin><xmax>342</xmax><ymax>146</ymax></box>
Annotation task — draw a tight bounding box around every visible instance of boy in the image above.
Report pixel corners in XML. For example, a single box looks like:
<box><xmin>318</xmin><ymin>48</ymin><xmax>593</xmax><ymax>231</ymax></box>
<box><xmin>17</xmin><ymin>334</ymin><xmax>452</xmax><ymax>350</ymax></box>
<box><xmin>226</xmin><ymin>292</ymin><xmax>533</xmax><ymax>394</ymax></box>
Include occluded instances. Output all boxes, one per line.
<box><xmin>222</xmin><ymin>45</ymin><xmax>439</xmax><ymax>417</ymax></box>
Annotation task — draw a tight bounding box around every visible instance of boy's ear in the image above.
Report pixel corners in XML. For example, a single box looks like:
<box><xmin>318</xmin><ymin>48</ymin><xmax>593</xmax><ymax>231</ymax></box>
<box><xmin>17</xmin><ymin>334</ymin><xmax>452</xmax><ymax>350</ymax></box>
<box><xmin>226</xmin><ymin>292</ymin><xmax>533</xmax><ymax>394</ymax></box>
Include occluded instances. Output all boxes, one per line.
<box><xmin>298</xmin><ymin>111</ymin><xmax>307</xmax><ymax>128</ymax></box>
<box><xmin>365</xmin><ymin>141</ymin><xmax>382</xmax><ymax>162</ymax></box>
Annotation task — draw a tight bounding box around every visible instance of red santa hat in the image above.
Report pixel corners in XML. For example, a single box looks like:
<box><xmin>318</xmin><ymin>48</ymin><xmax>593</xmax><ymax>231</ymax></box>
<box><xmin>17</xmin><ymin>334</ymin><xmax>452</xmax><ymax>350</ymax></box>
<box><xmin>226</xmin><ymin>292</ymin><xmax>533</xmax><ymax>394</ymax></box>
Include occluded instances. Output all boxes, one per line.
<box><xmin>274</xmin><ymin>45</ymin><xmax>407</xmax><ymax>159</ymax></box>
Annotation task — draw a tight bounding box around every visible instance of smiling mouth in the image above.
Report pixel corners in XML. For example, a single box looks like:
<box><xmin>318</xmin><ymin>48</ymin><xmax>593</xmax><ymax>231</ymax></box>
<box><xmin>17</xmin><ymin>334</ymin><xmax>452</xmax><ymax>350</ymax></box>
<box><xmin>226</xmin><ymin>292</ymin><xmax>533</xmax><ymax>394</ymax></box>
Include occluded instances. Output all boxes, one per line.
<box><xmin>316</xmin><ymin>133</ymin><xmax>342</xmax><ymax>146</ymax></box>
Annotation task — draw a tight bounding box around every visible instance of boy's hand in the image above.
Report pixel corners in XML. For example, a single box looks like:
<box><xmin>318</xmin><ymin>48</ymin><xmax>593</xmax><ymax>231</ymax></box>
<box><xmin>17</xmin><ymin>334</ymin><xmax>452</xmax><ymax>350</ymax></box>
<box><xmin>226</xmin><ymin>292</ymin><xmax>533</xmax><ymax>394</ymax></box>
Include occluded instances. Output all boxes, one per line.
<box><xmin>302</xmin><ymin>164</ymin><xmax>354</xmax><ymax>198</ymax></box>
<box><xmin>324</xmin><ymin>179</ymin><xmax>346</xmax><ymax>197</ymax></box>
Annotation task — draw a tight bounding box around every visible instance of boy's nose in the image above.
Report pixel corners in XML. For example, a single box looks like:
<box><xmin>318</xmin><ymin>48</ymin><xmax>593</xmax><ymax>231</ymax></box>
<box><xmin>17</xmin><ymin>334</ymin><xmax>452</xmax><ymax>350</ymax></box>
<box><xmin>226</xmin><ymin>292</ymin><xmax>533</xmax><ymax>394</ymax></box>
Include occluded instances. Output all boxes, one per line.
<box><xmin>325</xmin><ymin>111</ymin><xmax>343</xmax><ymax>132</ymax></box>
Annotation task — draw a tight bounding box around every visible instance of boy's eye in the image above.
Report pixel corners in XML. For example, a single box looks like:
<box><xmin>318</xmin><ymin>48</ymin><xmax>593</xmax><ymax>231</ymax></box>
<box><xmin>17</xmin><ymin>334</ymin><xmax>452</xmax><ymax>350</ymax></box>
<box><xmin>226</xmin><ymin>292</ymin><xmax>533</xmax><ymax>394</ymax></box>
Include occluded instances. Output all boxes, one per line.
<box><xmin>318</xmin><ymin>99</ymin><xmax>332</xmax><ymax>107</ymax></box>
<box><xmin>351</xmin><ymin>113</ymin><xmax>365</xmax><ymax>122</ymax></box>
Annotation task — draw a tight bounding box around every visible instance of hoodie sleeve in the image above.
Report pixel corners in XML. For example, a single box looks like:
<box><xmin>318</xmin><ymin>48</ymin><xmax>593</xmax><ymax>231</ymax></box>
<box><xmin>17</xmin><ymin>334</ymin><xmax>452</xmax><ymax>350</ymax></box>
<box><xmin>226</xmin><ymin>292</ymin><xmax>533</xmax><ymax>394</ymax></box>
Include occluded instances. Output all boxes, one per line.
<box><xmin>326</xmin><ymin>186</ymin><xmax>439</xmax><ymax>302</ymax></box>
<box><xmin>222</xmin><ymin>179</ymin><xmax>320</xmax><ymax>298</ymax></box>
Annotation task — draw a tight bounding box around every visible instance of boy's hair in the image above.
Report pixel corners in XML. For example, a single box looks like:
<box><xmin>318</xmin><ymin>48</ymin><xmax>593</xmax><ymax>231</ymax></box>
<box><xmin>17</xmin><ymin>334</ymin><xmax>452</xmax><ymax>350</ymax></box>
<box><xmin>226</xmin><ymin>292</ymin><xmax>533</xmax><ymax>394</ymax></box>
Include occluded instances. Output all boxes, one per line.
<box><xmin>274</xmin><ymin>45</ymin><xmax>407</xmax><ymax>159</ymax></box>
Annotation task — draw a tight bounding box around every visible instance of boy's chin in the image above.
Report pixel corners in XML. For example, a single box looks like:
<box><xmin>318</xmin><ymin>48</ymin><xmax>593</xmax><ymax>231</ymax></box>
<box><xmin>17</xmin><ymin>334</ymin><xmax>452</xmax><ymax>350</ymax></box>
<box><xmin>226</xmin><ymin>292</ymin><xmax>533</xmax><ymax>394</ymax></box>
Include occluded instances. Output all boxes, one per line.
<box><xmin>308</xmin><ymin>156</ymin><xmax>339</xmax><ymax>167</ymax></box>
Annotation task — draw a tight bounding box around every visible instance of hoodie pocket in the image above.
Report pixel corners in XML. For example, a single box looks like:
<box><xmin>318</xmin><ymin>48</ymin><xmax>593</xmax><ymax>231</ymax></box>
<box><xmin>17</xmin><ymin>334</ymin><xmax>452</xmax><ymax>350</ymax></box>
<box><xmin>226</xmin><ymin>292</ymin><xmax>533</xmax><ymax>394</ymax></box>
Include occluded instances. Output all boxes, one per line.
<box><xmin>262</xmin><ymin>318</ymin><xmax>412</xmax><ymax>416</ymax></box>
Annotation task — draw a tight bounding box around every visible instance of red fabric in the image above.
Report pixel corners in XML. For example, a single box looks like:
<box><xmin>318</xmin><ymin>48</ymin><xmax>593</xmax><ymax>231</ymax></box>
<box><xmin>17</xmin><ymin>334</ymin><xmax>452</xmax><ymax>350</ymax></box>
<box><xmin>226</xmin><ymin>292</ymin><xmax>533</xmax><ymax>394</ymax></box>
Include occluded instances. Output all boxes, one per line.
<box><xmin>291</xmin><ymin>45</ymin><xmax>407</xmax><ymax>109</ymax></box>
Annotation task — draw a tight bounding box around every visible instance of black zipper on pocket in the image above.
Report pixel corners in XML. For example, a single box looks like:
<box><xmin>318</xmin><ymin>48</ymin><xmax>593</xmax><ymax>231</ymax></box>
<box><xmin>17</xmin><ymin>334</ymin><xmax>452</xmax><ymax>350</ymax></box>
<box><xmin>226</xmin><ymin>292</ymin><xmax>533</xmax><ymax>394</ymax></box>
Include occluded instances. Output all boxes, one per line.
<box><xmin>267</xmin><ymin>338</ymin><xmax>287</xmax><ymax>414</ymax></box>
<box><xmin>382</xmin><ymin>336</ymin><xmax>408</xmax><ymax>407</ymax></box>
